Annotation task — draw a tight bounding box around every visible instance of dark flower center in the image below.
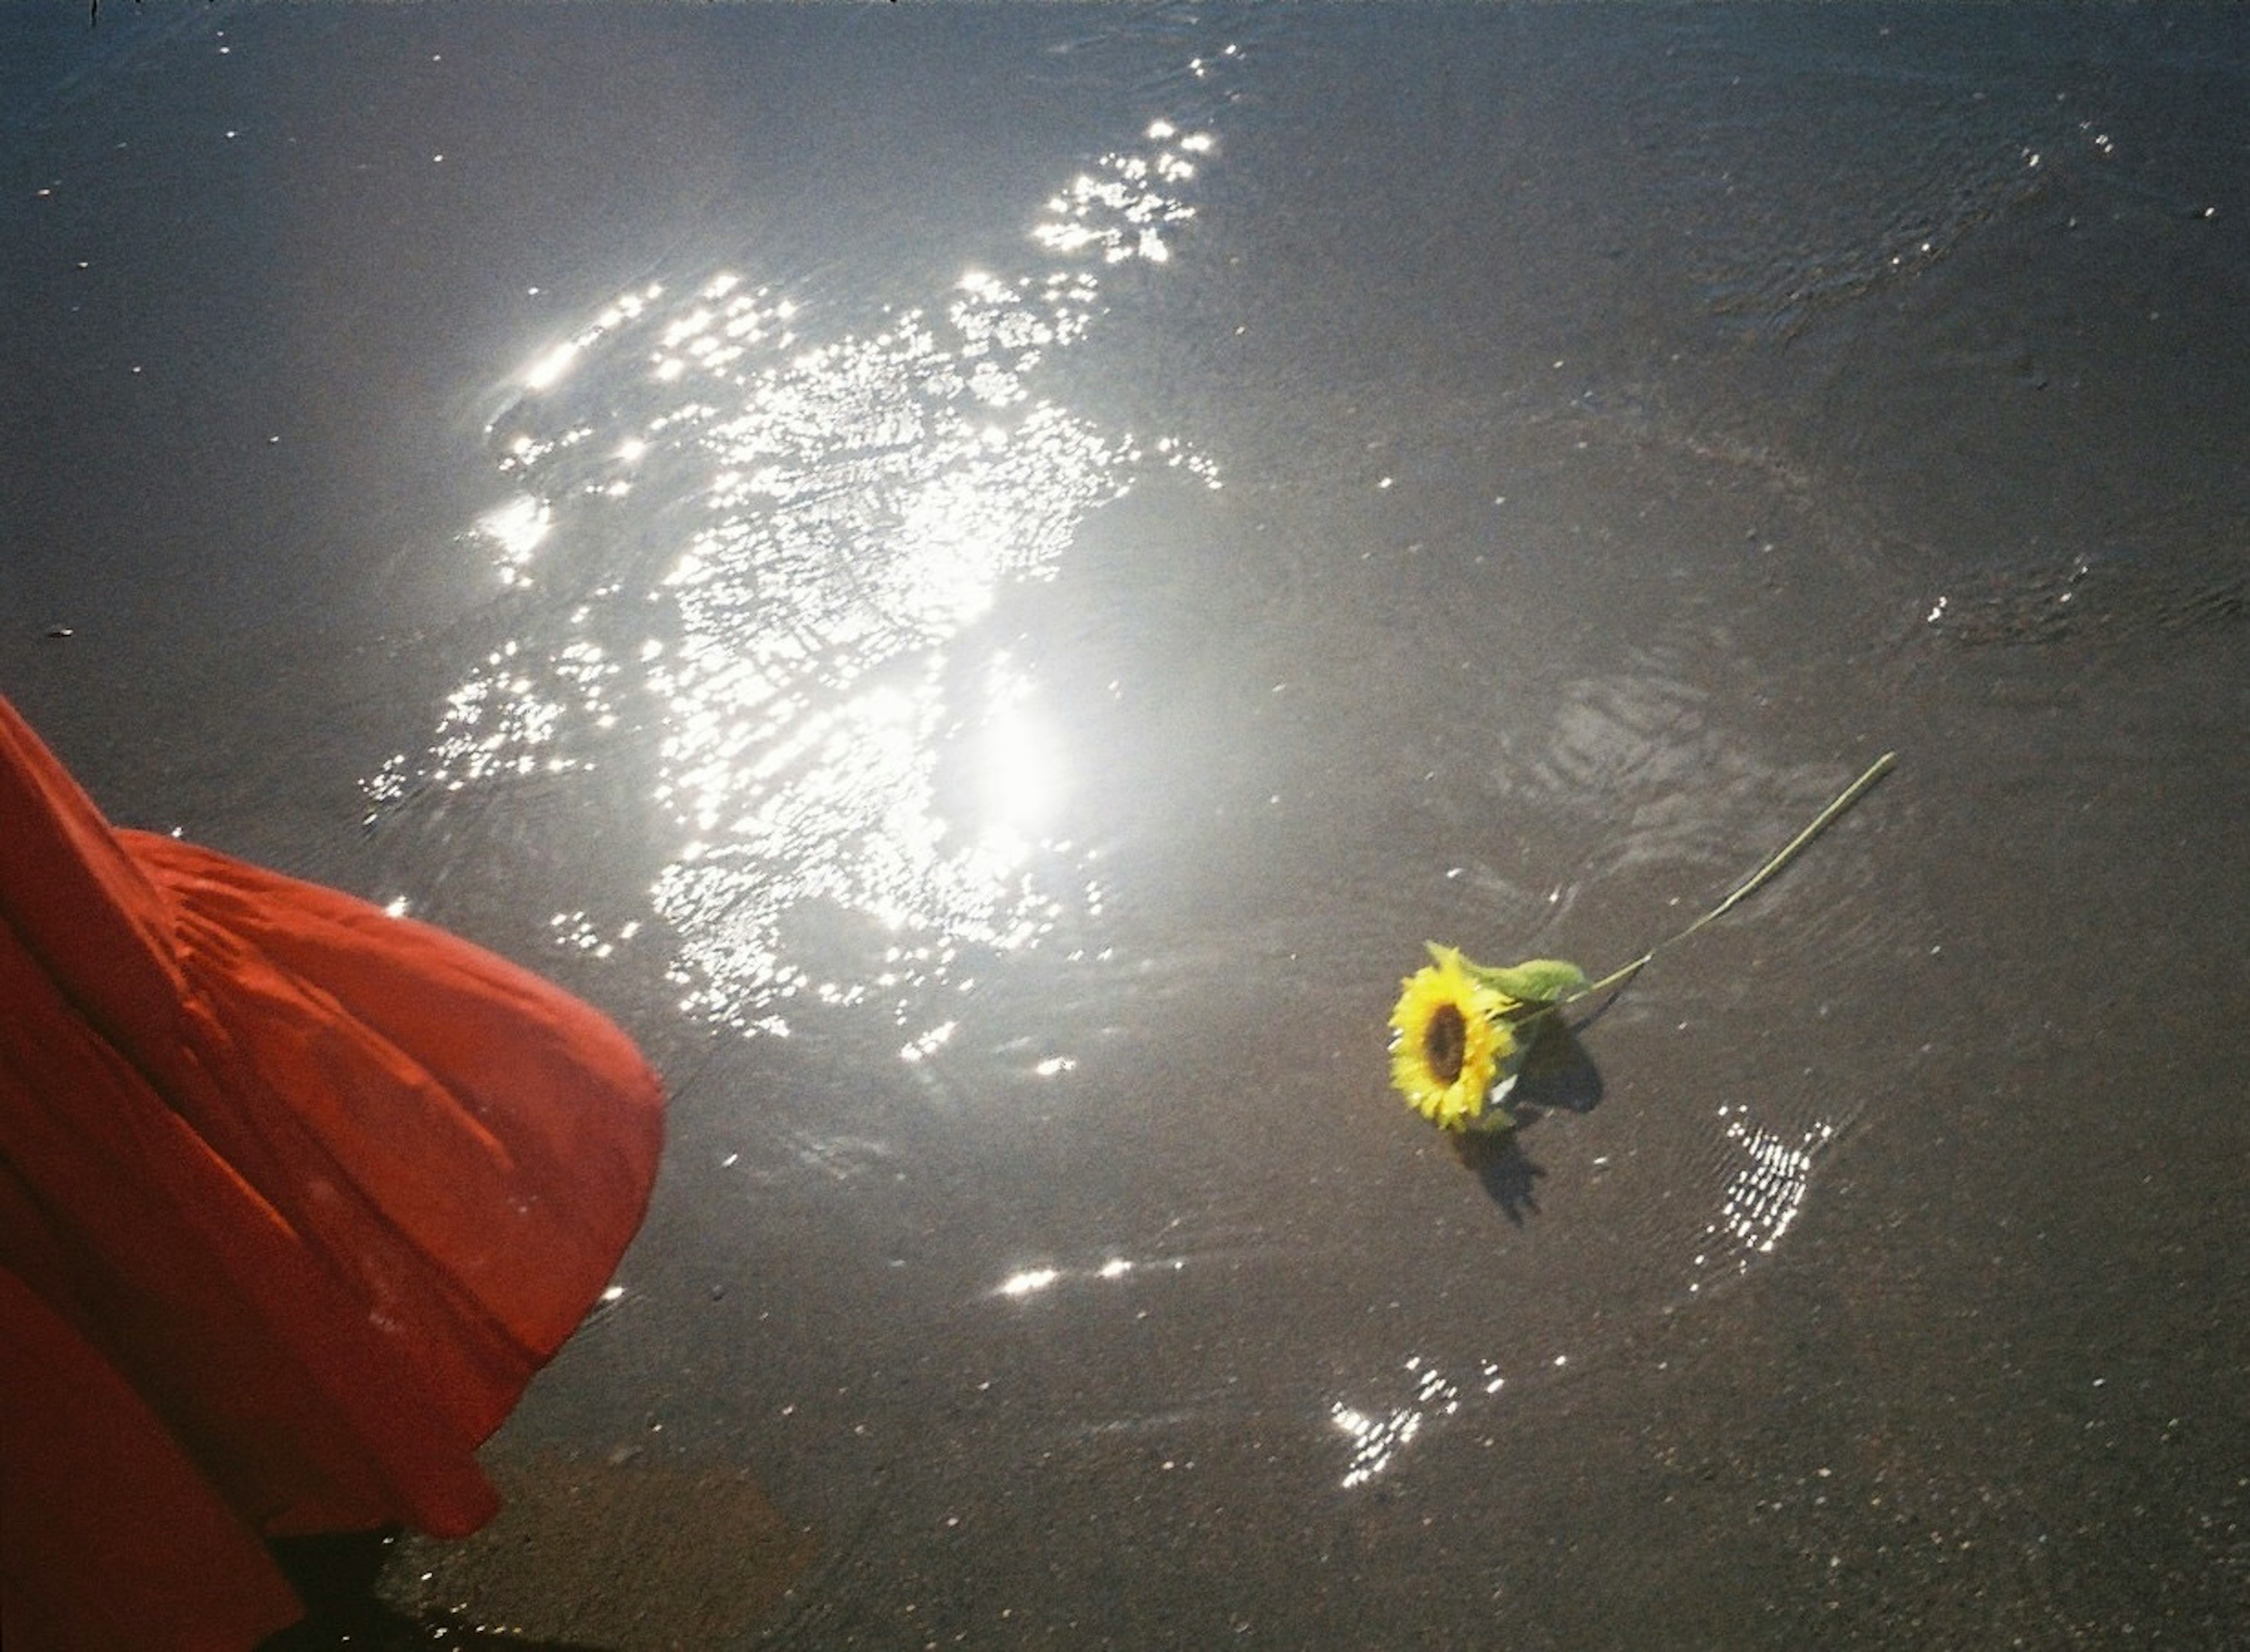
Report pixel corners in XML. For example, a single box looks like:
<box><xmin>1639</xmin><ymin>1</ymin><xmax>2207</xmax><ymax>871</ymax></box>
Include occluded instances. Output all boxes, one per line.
<box><xmin>1423</xmin><ymin>1002</ymin><xmax>1467</xmax><ymax>1086</ymax></box>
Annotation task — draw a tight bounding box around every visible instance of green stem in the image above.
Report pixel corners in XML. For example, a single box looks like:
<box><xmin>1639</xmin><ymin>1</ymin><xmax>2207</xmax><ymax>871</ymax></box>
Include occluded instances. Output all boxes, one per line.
<box><xmin>1554</xmin><ymin>750</ymin><xmax>1898</xmax><ymax>1011</ymax></box>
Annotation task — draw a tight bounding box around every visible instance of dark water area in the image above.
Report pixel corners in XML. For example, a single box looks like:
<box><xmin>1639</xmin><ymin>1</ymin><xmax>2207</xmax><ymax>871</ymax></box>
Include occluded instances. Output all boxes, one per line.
<box><xmin>5</xmin><ymin>4</ymin><xmax>2247</xmax><ymax>1647</ymax></box>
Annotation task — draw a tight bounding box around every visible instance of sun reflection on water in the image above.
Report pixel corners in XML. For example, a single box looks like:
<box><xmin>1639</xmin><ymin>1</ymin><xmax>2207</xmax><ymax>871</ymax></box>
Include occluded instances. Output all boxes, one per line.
<box><xmin>991</xmin><ymin>1252</ymin><xmax>1176</xmax><ymax>1301</ymax></box>
<box><xmin>367</xmin><ymin>95</ymin><xmax>1228</xmax><ymax>1044</ymax></box>
<box><xmin>1325</xmin><ymin>1099</ymin><xmax>1841</xmax><ymax>1488</ymax></box>
<box><xmin>1333</xmin><ymin>1354</ymin><xmax>1506</xmax><ymax>1490</ymax></box>
<box><xmin>1689</xmin><ymin>1110</ymin><xmax>1836</xmax><ymax>1291</ymax></box>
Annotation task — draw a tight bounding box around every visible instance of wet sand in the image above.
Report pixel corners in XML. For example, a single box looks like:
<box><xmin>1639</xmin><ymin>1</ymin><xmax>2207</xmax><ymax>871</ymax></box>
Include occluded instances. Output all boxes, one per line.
<box><xmin>5</xmin><ymin>5</ymin><xmax>2246</xmax><ymax>1647</ymax></box>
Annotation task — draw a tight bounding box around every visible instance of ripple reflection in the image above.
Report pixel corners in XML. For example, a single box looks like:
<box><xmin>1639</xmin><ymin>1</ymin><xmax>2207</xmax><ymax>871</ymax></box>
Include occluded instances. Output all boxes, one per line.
<box><xmin>367</xmin><ymin>91</ymin><xmax>1230</xmax><ymax>1042</ymax></box>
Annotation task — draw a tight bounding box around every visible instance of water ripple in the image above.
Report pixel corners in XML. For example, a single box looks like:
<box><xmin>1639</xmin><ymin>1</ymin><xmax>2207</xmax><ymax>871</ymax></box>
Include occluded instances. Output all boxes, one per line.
<box><xmin>366</xmin><ymin>86</ymin><xmax>1233</xmax><ymax>1042</ymax></box>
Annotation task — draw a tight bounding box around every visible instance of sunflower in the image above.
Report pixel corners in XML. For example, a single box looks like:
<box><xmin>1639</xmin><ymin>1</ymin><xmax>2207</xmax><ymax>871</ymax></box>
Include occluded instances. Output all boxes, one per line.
<box><xmin>1387</xmin><ymin>944</ymin><xmax>1519</xmax><ymax>1131</ymax></box>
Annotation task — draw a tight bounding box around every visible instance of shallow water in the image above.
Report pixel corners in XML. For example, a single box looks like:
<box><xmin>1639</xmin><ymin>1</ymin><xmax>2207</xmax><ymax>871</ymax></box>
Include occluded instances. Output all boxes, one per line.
<box><xmin>6</xmin><ymin>5</ymin><xmax>2247</xmax><ymax>1647</ymax></box>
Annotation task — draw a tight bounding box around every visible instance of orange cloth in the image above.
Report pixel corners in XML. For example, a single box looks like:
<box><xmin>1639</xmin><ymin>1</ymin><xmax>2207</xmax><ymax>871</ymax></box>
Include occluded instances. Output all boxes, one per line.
<box><xmin>0</xmin><ymin>697</ymin><xmax>663</xmax><ymax>1649</ymax></box>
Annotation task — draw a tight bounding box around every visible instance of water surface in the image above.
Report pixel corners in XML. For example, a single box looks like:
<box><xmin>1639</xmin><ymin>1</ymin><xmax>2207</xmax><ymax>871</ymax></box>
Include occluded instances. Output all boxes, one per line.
<box><xmin>5</xmin><ymin>5</ymin><xmax>2245</xmax><ymax>1647</ymax></box>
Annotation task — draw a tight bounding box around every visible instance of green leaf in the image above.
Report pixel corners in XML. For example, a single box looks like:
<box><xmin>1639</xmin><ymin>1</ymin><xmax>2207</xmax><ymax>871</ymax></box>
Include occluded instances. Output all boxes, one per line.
<box><xmin>1471</xmin><ymin>958</ymin><xmax>1588</xmax><ymax>1005</ymax></box>
<box><xmin>1461</xmin><ymin>1073</ymin><xmax>1521</xmax><ymax>1134</ymax></box>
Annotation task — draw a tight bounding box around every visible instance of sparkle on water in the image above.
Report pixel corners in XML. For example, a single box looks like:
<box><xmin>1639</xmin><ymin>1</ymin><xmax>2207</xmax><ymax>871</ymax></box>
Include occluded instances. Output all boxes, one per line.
<box><xmin>366</xmin><ymin>114</ymin><xmax>1226</xmax><ymax>1042</ymax></box>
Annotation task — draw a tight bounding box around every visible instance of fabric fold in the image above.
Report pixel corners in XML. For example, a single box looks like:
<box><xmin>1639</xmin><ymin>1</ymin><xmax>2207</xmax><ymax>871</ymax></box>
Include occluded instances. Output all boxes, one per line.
<box><xmin>0</xmin><ymin>696</ymin><xmax>664</xmax><ymax>1648</ymax></box>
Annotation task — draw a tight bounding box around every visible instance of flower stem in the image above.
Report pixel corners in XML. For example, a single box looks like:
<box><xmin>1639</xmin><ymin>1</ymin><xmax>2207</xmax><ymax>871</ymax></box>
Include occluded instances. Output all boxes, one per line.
<box><xmin>1563</xmin><ymin>750</ymin><xmax>1897</xmax><ymax>1007</ymax></box>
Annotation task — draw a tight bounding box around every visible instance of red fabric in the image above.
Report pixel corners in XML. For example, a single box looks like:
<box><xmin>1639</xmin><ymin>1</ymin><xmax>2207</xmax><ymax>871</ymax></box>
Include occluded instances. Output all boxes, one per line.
<box><xmin>0</xmin><ymin>697</ymin><xmax>663</xmax><ymax>1648</ymax></box>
